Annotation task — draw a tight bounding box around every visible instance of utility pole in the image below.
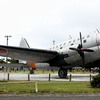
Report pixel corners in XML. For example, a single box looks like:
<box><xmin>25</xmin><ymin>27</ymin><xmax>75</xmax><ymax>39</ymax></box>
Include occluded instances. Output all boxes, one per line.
<box><xmin>4</xmin><ymin>35</ymin><xmax>12</xmax><ymax>66</ymax></box>
<box><xmin>4</xmin><ymin>35</ymin><xmax>12</xmax><ymax>45</ymax></box>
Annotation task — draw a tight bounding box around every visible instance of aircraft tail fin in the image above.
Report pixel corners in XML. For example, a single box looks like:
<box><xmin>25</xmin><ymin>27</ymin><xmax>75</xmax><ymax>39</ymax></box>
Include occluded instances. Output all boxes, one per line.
<box><xmin>19</xmin><ymin>38</ymin><xmax>30</xmax><ymax>64</ymax></box>
<box><xmin>19</xmin><ymin>38</ymin><xmax>30</xmax><ymax>48</ymax></box>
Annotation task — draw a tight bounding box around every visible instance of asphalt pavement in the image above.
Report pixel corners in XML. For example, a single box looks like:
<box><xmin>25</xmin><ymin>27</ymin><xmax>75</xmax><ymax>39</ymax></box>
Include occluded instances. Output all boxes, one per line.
<box><xmin>0</xmin><ymin>96</ymin><xmax>100</xmax><ymax>100</ymax></box>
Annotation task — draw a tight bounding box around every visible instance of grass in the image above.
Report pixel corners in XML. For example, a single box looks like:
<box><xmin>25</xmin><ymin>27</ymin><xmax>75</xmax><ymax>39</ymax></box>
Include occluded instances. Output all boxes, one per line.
<box><xmin>0</xmin><ymin>69</ymin><xmax>99</xmax><ymax>95</ymax></box>
<box><xmin>38</xmin><ymin>81</ymin><xmax>100</xmax><ymax>93</ymax></box>
<box><xmin>0</xmin><ymin>81</ymin><xmax>100</xmax><ymax>94</ymax></box>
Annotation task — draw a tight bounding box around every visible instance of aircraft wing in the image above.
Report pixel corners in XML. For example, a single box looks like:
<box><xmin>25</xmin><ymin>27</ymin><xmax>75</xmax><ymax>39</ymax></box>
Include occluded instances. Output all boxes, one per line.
<box><xmin>0</xmin><ymin>45</ymin><xmax>58</xmax><ymax>62</ymax></box>
<box><xmin>0</xmin><ymin>63</ymin><xmax>28</xmax><ymax>68</ymax></box>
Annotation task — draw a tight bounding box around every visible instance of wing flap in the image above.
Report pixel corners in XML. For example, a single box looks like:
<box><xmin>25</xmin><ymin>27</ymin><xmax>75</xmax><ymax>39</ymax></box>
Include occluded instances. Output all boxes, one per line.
<box><xmin>0</xmin><ymin>45</ymin><xmax>58</xmax><ymax>62</ymax></box>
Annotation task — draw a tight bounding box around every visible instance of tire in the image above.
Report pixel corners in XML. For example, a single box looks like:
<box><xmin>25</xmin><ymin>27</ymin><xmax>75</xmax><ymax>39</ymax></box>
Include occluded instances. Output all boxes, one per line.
<box><xmin>58</xmin><ymin>68</ymin><xmax>67</xmax><ymax>78</ymax></box>
<box><xmin>30</xmin><ymin>69</ymin><xmax>34</xmax><ymax>74</ymax></box>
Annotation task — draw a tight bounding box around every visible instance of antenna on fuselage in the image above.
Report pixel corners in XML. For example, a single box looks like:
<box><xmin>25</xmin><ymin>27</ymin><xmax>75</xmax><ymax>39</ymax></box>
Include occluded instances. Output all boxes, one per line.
<box><xmin>53</xmin><ymin>40</ymin><xmax>55</xmax><ymax>45</ymax></box>
<box><xmin>96</xmin><ymin>29</ymin><xmax>100</xmax><ymax>33</ymax></box>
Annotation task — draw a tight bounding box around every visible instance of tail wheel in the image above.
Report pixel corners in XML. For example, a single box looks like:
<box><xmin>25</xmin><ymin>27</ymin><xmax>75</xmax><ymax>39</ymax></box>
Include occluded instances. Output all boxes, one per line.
<box><xmin>58</xmin><ymin>68</ymin><xmax>67</xmax><ymax>78</ymax></box>
<box><xmin>30</xmin><ymin>69</ymin><xmax>34</xmax><ymax>74</ymax></box>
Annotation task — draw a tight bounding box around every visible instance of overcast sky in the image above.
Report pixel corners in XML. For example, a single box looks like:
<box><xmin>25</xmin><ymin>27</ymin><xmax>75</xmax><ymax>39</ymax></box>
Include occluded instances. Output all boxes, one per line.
<box><xmin>0</xmin><ymin>0</ymin><xmax>100</xmax><ymax>49</ymax></box>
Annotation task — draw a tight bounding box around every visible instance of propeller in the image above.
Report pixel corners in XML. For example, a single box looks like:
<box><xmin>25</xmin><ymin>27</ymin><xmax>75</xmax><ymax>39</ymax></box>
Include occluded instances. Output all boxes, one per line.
<box><xmin>69</xmin><ymin>32</ymin><xmax>94</xmax><ymax>68</ymax></box>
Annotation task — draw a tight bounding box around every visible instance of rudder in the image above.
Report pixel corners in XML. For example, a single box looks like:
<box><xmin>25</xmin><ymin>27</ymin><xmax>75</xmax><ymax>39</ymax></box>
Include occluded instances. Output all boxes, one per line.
<box><xmin>19</xmin><ymin>38</ymin><xmax>30</xmax><ymax>48</ymax></box>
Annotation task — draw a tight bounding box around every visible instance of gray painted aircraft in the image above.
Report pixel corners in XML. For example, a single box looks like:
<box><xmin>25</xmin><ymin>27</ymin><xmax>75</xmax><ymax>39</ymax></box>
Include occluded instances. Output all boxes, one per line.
<box><xmin>0</xmin><ymin>32</ymin><xmax>100</xmax><ymax>78</ymax></box>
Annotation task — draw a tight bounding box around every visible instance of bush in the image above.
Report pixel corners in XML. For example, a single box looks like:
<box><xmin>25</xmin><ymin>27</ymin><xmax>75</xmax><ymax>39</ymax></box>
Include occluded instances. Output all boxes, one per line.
<box><xmin>90</xmin><ymin>74</ymin><xmax>100</xmax><ymax>88</ymax></box>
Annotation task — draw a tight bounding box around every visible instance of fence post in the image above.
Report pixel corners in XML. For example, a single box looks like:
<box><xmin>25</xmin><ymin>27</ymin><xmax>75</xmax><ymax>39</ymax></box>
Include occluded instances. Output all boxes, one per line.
<box><xmin>8</xmin><ymin>73</ymin><xmax>9</xmax><ymax>81</ymax></box>
<box><xmin>35</xmin><ymin>81</ymin><xmax>38</xmax><ymax>93</ymax></box>
<box><xmin>90</xmin><ymin>74</ymin><xmax>91</xmax><ymax>81</ymax></box>
<box><xmin>28</xmin><ymin>74</ymin><xmax>30</xmax><ymax>81</ymax></box>
<box><xmin>48</xmin><ymin>74</ymin><xmax>51</xmax><ymax>81</ymax></box>
<box><xmin>69</xmin><ymin>74</ymin><xmax>71</xmax><ymax>81</ymax></box>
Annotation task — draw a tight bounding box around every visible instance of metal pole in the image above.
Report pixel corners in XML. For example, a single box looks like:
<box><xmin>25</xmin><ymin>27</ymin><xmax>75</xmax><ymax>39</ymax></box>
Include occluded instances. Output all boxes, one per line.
<box><xmin>4</xmin><ymin>35</ymin><xmax>12</xmax><ymax>63</ymax></box>
<box><xmin>5</xmin><ymin>35</ymin><xmax>12</xmax><ymax>45</ymax></box>
<box><xmin>28</xmin><ymin>74</ymin><xmax>30</xmax><ymax>81</ymax></box>
<box><xmin>8</xmin><ymin>73</ymin><xmax>9</xmax><ymax>80</ymax></box>
<box><xmin>69</xmin><ymin>74</ymin><xmax>71</xmax><ymax>81</ymax></box>
<box><xmin>90</xmin><ymin>74</ymin><xmax>91</xmax><ymax>81</ymax></box>
<box><xmin>48</xmin><ymin>74</ymin><xmax>51</xmax><ymax>81</ymax></box>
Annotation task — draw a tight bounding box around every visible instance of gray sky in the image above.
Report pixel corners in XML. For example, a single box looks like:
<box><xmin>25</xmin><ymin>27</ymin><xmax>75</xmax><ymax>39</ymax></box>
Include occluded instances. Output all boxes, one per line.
<box><xmin>0</xmin><ymin>0</ymin><xmax>100</xmax><ymax>49</ymax></box>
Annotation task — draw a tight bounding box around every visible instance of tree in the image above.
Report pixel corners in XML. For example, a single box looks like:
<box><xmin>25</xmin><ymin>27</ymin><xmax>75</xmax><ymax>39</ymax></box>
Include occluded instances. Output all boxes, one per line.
<box><xmin>90</xmin><ymin>74</ymin><xmax>100</xmax><ymax>88</ymax></box>
<box><xmin>0</xmin><ymin>58</ymin><xmax>6</xmax><ymax>63</ymax></box>
<box><xmin>6</xmin><ymin>58</ymin><xmax>19</xmax><ymax>63</ymax></box>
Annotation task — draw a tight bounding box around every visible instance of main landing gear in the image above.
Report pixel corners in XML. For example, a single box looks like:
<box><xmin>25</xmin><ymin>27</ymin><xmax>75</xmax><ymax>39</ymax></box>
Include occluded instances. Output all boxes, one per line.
<box><xmin>58</xmin><ymin>68</ymin><xmax>68</xmax><ymax>78</ymax></box>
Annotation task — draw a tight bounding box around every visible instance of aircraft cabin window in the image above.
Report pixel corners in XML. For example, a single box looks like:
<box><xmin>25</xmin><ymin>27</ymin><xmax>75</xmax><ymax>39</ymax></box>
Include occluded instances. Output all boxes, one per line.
<box><xmin>87</xmin><ymin>35</ymin><xmax>90</xmax><ymax>38</ymax></box>
<box><xmin>56</xmin><ymin>46</ymin><xmax>58</xmax><ymax>48</ymax></box>
<box><xmin>69</xmin><ymin>41</ymin><xmax>71</xmax><ymax>43</ymax></box>
<box><xmin>64</xmin><ymin>43</ymin><xmax>66</xmax><ymax>45</ymax></box>
<box><xmin>82</xmin><ymin>37</ymin><xmax>85</xmax><ymax>39</ymax></box>
<box><xmin>83</xmin><ymin>40</ymin><xmax>86</xmax><ymax>43</ymax></box>
<box><xmin>77</xmin><ymin>38</ymin><xmax>79</xmax><ymax>41</ymax></box>
<box><xmin>73</xmin><ymin>40</ymin><xmax>75</xmax><ymax>42</ymax></box>
<box><xmin>60</xmin><ymin>44</ymin><xmax>62</xmax><ymax>46</ymax></box>
<box><xmin>71</xmin><ymin>43</ymin><xmax>73</xmax><ymax>45</ymax></box>
<box><xmin>60</xmin><ymin>47</ymin><xmax>63</xmax><ymax>49</ymax></box>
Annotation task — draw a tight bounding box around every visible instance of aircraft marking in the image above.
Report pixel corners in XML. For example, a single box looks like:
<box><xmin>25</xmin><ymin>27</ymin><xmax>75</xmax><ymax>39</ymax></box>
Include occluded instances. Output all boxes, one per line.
<box><xmin>0</xmin><ymin>48</ymin><xmax>8</xmax><ymax>53</ymax></box>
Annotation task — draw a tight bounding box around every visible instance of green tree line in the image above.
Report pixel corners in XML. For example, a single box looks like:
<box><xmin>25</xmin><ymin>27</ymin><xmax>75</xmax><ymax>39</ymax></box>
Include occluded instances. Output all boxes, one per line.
<box><xmin>0</xmin><ymin>58</ymin><xmax>19</xmax><ymax>63</ymax></box>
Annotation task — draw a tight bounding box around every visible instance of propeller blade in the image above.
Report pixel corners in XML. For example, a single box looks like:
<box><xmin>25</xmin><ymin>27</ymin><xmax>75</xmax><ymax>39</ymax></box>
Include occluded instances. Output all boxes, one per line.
<box><xmin>81</xmin><ymin>48</ymin><xmax>94</xmax><ymax>52</ymax></box>
<box><xmin>69</xmin><ymin>48</ymin><xmax>78</xmax><ymax>51</ymax></box>
<box><xmin>69</xmin><ymin>48</ymin><xmax>94</xmax><ymax>52</ymax></box>
<box><xmin>69</xmin><ymin>32</ymin><xmax>94</xmax><ymax>68</ymax></box>
<box><xmin>81</xmin><ymin>52</ymin><xmax>85</xmax><ymax>68</ymax></box>
<box><xmin>79</xmin><ymin>32</ymin><xmax>83</xmax><ymax>48</ymax></box>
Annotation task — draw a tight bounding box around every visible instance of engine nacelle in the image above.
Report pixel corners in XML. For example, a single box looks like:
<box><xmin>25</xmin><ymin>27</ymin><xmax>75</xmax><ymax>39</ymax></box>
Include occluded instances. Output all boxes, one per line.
<box><xmin>28</xmin><ymin>62</ymin><xmax>58</xmax><ymax>69</ymax></box>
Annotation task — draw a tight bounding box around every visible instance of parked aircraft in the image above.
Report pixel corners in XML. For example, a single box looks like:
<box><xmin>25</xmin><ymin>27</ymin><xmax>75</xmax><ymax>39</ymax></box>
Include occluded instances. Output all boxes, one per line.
<box><xmin>0</xmin><ymin>32</ymin><xmax>100</xmax><ymax>78</ymax></box>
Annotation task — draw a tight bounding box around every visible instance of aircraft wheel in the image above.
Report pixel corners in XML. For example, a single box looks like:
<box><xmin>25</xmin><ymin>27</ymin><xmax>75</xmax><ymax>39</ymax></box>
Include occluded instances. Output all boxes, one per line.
<box><xmin>58</xmin><ymin>68</ymin><xmax>67</xmax><ymax>78</ymax></box>
<box><xmin>30</xmin><ymin>69</ymin><xmax>34</xmax><ymax>74</ymax></box>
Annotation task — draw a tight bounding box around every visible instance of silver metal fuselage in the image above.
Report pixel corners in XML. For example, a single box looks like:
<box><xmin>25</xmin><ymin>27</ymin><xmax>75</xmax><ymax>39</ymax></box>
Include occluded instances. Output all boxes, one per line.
<box><xmin>37</xmin><ymin>33</ymin><xmax>100</xmax><ymax>69</ymax></box>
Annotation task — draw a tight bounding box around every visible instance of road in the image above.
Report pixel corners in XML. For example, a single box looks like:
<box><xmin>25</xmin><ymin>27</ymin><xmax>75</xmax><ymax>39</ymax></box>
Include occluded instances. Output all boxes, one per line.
<box><xmin>0</xmin><ymin>73</ymin><xmax>97</xmax><ymax>81</ymax></box>
<box><xmin>0</xmin><ymin>96</ymin><xmax>100</xmax><ymax>100</ymax></box>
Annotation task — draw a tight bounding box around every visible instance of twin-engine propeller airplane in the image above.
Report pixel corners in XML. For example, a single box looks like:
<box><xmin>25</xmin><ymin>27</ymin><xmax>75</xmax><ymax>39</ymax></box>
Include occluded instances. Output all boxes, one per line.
<box><xmin>0</xmin><ymin>32</ymin><xmax>100</xmax><ymax>78</ymax></box>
